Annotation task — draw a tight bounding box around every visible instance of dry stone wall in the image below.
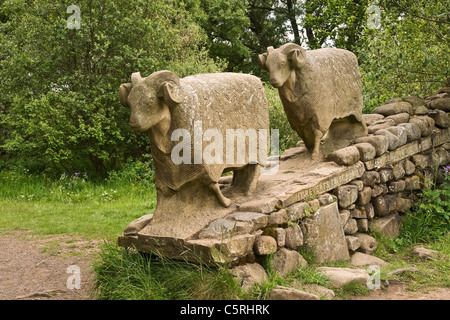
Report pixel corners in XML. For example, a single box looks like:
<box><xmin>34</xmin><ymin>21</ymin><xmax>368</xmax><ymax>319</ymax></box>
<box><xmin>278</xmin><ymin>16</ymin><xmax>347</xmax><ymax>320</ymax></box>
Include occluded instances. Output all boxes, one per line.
<box><xmin>119</xmin><ymin>85</ymin><xmax>450</xmax><ymax>281</ymax></box>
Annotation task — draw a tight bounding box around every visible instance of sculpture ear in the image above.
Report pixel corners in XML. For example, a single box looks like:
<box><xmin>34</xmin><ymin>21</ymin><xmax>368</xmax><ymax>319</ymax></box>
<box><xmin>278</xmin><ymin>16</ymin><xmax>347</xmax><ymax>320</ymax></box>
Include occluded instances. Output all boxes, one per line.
<box><xmin>159</xmin><ymin>82</ymin><xmax>183</xmax><ymax>106</ymax></box>
<box><xmin>288</xmin><ymin>48</ymin><xmax>306</xmax><ymax>69</ymax></box>
<box><xmin>258</xmin><ymin>53</ymin><xmax>268</xmax><ymax>70</ymax></box>
<box><xmin>119</xmin><ymin>83</ymin><xmax>132</xmax><ymax>108</ymax></box>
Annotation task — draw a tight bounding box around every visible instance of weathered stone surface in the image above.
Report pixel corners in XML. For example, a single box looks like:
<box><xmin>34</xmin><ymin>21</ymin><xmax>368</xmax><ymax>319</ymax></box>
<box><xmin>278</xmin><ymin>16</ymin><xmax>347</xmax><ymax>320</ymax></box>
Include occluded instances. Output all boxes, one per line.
<box><xmin>386</xmin><ymin>126</ymin><xmax>408</xmax><ymax>148</ymax></box>
<box><xmin>371</xmin><ymin>184</ymin><xmax>385</xmax><ymax>198</ymax></box>
<box><xmin>269</xmin><ymin>286</ymin><xmax>319</xmax><ymax>300</ymax></box>
<box><xmin>226</xmin><ymin>212</ymin><xmax>268</xmax><ymax>232</ymax></box>
<box><xmin>413</xmin><ymin>247</ymin><xmax>440</xmax><ymax>261</ymax></box>
<box><xmin>339</xmin><ymin>210</ymin><xmax>351</xmax><ymax>226</ymax></box>
<box><xmin>317</xmin><ymin>267</ymin><xmax>369</xmax><ymax>288</ymax></box>
<box><xmin>124</xmin><ymin>214</ymin><xmax>153</xmax><ymax>236</ymax></box>
<box><xmin>404</xmin><ymin>175</ymin><xmax>421</xmax><ymax>190</ymax></box>
<box><xmin>231</xmin><ymin>263</ymin><xmax>269</xmax><ymax>292</ymax></box>
<box><xmin>392</xmin><ymin>162</ymin><xmax>406</xmax><ymax>180</ymax></box>
<box><xmin>403</xmin><ymin>96</ymin><xmax>425</xmax><ymax>109</ymax></box>
<box><xmin>365</xmin><ymin>203</ymin><xmax>375</xmax><ymax>219</ymax></box>
<box><xmin>412</xmin><ymin>153</ymin><xmax>434</xmax><ymax>169</ymax></box>
<box><xmin>363</xmin><ymin>113</ymin><xmax>385</xmax><ymax>126</ymax></box>
<box><xmin>254</xmin><ymin>235</ymin><xmax>277</xmax><ymax>255</ymax></box>
<box><xmin>294</xmin><ymin>283</ymin><xmax>335</xmax><ymax>300</ymax></box>
<box><xmin>428</xmin><ymin>109</ymin><xmax>449</xmax><ymax>128</ymax></box>
<box><xmin>372</xmin><ymin>195</ymin><xmax>388</xmax><ymax>217</ymax></box>
<box><xmin>409</xmin><ymin>116</ymin><xmax>435</xmax><ymax>137</ymax></box>
<box><xmin>361</xmin><ymin>171</ymin><xmax>381</xmax><ymax>187</ymax></box>
<box><xmin>308</xmin><ymin>199</ymin><xmax>320</xmax><ymax>213</ymax></box>
<box><xmin>349</xmin><ymin>179</ymin><xmax>364</xmax><ymax>191</ymax></box>
<box><xmin>285</xmin><ymin>202</ymin><xmax>308</xmax><ymax>221</ymax></box>
<box><xmin>285</xmin><ymin>224</ymin><xmax>304</xmax><ymax>250</ymax></box>
<box><xmin>356</xmin><ymin>219</ymin><xmax>369</xmax><ymax>232</ymax></box>
<box><xmin>355</xmin><ymin>233</ymin><xmax>378</xmax><ymax>255</ymax></box>
<box><xmin>388</xmin><ymin>180</ymin><xmax>405</xmax><ymax>193</ymax></box>
<box><xmin>343</xmin><ymin>218</ymin><xmax>358</xmax><ymax>235</ymax></box>
<box><xmin>403</xmin><ymin>160</ymin><xmax>416</xmax><ymax>175</ymax></box>
<box><xmin>353</xmin><ymin>143</ymin><xmax>376</xmax><ymax>162</ymax></box>
<box><xmin>379</xmin><ymin>168</ymin><xmax>394</xmax><ymax>183</ymax></box>
<box><xmin>317</xmin><ymin>193</ymin><xmax>337</xmax><ymax>206</ymax></box>
<box><xmin>238</xmin><ymin>198</ymin><xmax>279</xmax><ymax>214</ymax></box>
<box><xmin>370</xmin><ymin>213</ymin><xmax>403</xmax><ymax>238</ymax></box>
<box><xmin>429</xmin><ymin>97</ymin><xmax>450</xmax><ymax>112</ymax></box>
<box><xmin>327</xmin><ymin>146</ymin><xmax>360</xmax><ymax>166</ymax></box>
<box><xmin>346</xmin><ymin>236</ymin><xmax>361</xmax><ymax>252</ymax></box>
<box><xmin>334</xmin><ymin>184</ymin><xmax>358</xmax><ymax>208</ymax></box>
<box><xmin>386</xmin><ymin>113</ymin><xmax>410</xmax><ymax>125</ymax></box>
<box><xmin>397</xmin><ymin>122</ymin><xmax>421</xmax><ymax>143</ymax></box>
<box><xmin>197</xmin><ymin>218</ymin><xmax>251</xmax><ymax>239</ymax></box>
<box><xmin>357</xmin><ymin>187</ymin><xmax>372</xmax><ymax>206</ymax></box>
<box><xmin>375</xmin><ymin>128</ymin><xmax>403</xmax><ymax>151</ymax></box>
<box><xmin>413</xmin><ymin>105</ymin><xmax>429</xmax><ymax>115</ymax></box>
<box><xmin>267</xmin><ymin>209</ymin><xmax>289</xmax><ymax>225</ymax></box>
<box><xmin>301</xmin><ymin>203</ymin><xmax>350</xmax><ymax>262</ymax></box>
<box><xmin>367</xmin><ymin>119</ymin><xmax>396</xmax><ymax>134</ymax></box>
<box><xmin>351</xmin><ymin>207</ymin><xmax>367</xmax><ymax>219</ymax></box>
<box><xmin>350</xmin><ymin>252</ymin><xmax>387</xmax><ymax>267</ymax></box>
<box><xmin>275</xmin><ymin>228</ymin><xmax>286</xmax><ymax>247</ymax></box>
<box><xmin>270</xmin><ymin>248</ymin><xmax>308</xmax><ymax>276</ymax></box>
<box><xmin>355</xmin><ymin>135</ymin><xmax>389</xmax><ymax>156</ymax></box>
<box><xmin>371</xmin><ymin>101</ymin><xmax>413</xmax><ymax>116</ymax></box>
<box><xmin>260</xmin><ymin>43</ymin><xmax>367</xmax><ymax>159</ymax></box>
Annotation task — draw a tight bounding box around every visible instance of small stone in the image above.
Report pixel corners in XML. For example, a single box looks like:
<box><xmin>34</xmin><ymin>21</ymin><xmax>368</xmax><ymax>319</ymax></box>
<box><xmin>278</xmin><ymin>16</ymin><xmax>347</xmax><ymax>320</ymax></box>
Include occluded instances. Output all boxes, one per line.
<box><xmin>267</xmin><ymin>209</ymin><xmax>289</xmax><ymax>225</ymax></box>
<box><xmin>379</xmin><ymin>168</ymin><xmax>394</xmax><ymax>183</ymax></box>
<box><xmin>317</xmin><ymin>267</ymin><xmax>369</xmax><ymax>288</ymax></box>
<box><xmin>355</xmin><ymin>233</ymin><xmax>378</xmax><ymax>255</ymax></box>
<box><xmin>308</xmin><ymin>199</ymin><xmax>320</xmax><ymax>214</ymax></box>
<box><xmin>285</xmin><ymin>202</ymin><xmax>308</xmax><ymax>221</ymax></box>
<box><xmin>365</xmin><ymin>203</ymin><xmax>375</xmax><ymax>219</ymax></box>
<box><xmin>346</xmin><ymin>236</ymin><xmax>361</xmax><ymax>252</ymax></box>
<box><xmin>375</xmin><ymin>128</ymin><xmax>402</xmax><ymax>151</ymax></box>
<box><xmin>392</xmin><ymin>162</ymin><xmax>406</xmax><ymax>180</ymax></box>
<box><xmin>123</xmin><ymin>214</ymin><xmax>153</xmax><ymax>235</ymax></box>
<box><xmin>356</xmin><ymin>219</ymin><xmax>369</xmax><ymax>232</ymax></box>
<box><xmin>403</xmin><ymin>160</ymin><xmax>416</xmax><ymax>175</ymax></box>
<box><xmin>413</xmin><ymin>247</ymin><xmax>440</xmax><ymax>261</ymax></box>
<box><xmin>285</xmin><ymin>224</ymin><xmax>304</xmax><ymax>250</ymax></box>
<box><xmin>295</xmin><ymin>284</ymin><xmax>335</xmax><ymax>300</ymax></box>
<box><xmin>226</xmin><ymin>212</ymin><xmax>268</xmax><ymax>232</ymax></box>
<box><xmin>371</xmin><ymin>101</ymin><xmax>413</xmax><ymax>116</ymax></box>
<box><xmin>270</xmin><ymin>248</ymin><xmax>308</xmax><ymax>276</ymax></box>
<box><xmin>349</xmin><ymin>179</ymin><xmax>364</xmax><ymax>191</ymax></box>
<box><xmin>317</xmin><ymin>193</ymin><xmax>337</xmax><ymax>206</ymax></box>
<box><xmin>238</xmin><ymin>197</ymin><xmax>279</xmax><ymax>214</ymax></box>
<box><xmin>413</xmin><ymin>105</ymin><xmax>429</xmax><ymax>115</ymax></box>
<box><xmin>269</xmin><ymin>286</ymin><xmax>319</xmax><ymax>300</ymax></box>
<box><xmin>409</xmin><ymin>116</ymin><xmax>435</xmax><ymax>137</ymax></box>
<box><xmin>339</xmin><ymin>210</ymin><xmax>351</xmax><ymax>226</ymax></box>
<box><xmin>370</xmin><ymin>213</ymin><xmax>403</xmax><ymax>239</ymax></box>
<box><xmin>354</xmin><ymin>135</ymin><xmax>389</xmax><ymax>157</ymax></box>
<box><xmin>327</xmin><ymin>146</ymin><xmax>360</xmax><ymax>166</ymax></box>
<box><xmin>429</xmin><ymin>97</ymin><xmax>450</xmax><ymax>112</ymax></box>
<box><xmin>412</xmin><ymin>154</ymin><xmax>434</xmax><ymax>169</ymax></box>
<box><xmin>372</xmin><ymin>196</ymin><xmax>388</xmax><ymax>217</ymax></box>
<box><xmin>397</xmin><ymin>122</ymin><xmax>421</xmax><ymax>142</ymax></box>
<box><xmin>371</xmin><ymin>184</ymin><xmax>385</xmax><ymax>198</ymax></box>
<box><xmin>361</xmin><ymin>171</ymin><xmax>381</xmax><ymax>187</ymax></box>
<box><xmin>350</xmin><ymin>252</ymin><xmax>387</xmax><ymax>267</ymax></box>
<box><xmin>388</xmin><ymin>180</ymin><xmax>405</xmax><ymax>193</ymax></box>
<box><xmin>275</xmin><ymin>228</ymin><xmax>286</xmax><ymax>247</ymax></box>
<box><xmin>367</xmin><ymin>119</ymin><xmax>396</xmax><ymax>134</ymax></box>
<box><xmin>386</xmin><ymin>126</ymin><xmax>408</xmax><ymax>148</ymax></box>
<box><xmin>334</xmin><ymin>184</ymin><xmax>359</xmax><ymax>208</ymax></box>
<box><xmin>404</xmin><ymin>175</ymin><xmax>421</xmax><ymax>190</ymax></box>
<box><xmin>231</xmin><ymin>263</ymin><xmax>269</xmax><ymax>292</ymax></box>
<box><xmin>351</xmin><ymin>207</ymin><xmax>367</xmax><ymax>219</ymax></box>
<box><xmin>357</xmin><ymin>187</ymin><xmax>372</xmax><ymax>206</ymax></box>
<box><xmin>253</xmin><ymin>235</ymin><xmax>277</xmax><ymax>255</ymax></box>
<box><xmin>386</xmin><ymin>113</ymin><xmax>410</xmax><ymax>125</ymax></box>
<box><xmin>353</xmin><ymin>143</ymin><xmax>376</xmax><ymax>162</ymax></box>
<box><xmin>428</xmin><ymin>109</ymin><xmax>449</xmax><ymax>128</ymax></box>
<box><xmin>344</xmin><ymin>218</ymin><xmax>358</xmax><ymax>235</ymax></box>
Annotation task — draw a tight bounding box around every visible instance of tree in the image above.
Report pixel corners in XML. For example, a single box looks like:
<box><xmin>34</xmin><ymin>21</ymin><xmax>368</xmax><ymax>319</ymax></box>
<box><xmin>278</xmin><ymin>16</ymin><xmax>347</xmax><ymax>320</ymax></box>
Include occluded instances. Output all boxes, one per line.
<box><xmin>0</xmin><ymin>0</ymin><xmax>223</xmax><ymax>177</ymax></box>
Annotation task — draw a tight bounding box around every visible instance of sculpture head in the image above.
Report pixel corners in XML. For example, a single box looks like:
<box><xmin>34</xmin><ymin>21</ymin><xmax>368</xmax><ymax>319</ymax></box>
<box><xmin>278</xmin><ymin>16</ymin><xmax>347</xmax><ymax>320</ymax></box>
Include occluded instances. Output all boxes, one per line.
<box><xmin>119</xmin><ymin>70</ymin><xmax>183</xmax><ymax>132</ymax></box>
<box><xmin>258</xmin><ymin>43</ymin><xmax>306</xmax><ymax>88</ymax></box>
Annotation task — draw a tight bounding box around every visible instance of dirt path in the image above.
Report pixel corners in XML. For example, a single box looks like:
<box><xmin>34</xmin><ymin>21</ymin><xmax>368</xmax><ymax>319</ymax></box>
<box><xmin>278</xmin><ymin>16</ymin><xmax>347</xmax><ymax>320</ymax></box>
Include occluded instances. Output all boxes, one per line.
<box><xmin>0</xmin><ymin>230</ymin><xmax>448</xmax><ymax>300</ymax></box>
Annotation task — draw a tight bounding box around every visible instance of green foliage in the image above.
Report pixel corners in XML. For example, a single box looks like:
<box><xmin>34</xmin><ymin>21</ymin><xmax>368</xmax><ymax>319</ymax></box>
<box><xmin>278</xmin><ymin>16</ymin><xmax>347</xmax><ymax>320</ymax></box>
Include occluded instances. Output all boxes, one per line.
<box><xmin>0</xmin><ymin>0</ymin><xmax>223</xmax><ymax>177</ymax></box>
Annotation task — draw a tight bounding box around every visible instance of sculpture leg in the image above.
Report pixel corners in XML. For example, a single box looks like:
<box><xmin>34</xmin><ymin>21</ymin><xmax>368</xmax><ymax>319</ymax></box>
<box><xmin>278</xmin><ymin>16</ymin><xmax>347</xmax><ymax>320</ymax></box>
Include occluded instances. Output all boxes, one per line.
<box><xmin>312</xmin><ymin>129</ymin><xmax>323</xmax><ymax>160</ymax></box>
<box><xmin>209</xmin><ymin>182</ymin><xmax>232</xmax><ymax>207</ymax></box>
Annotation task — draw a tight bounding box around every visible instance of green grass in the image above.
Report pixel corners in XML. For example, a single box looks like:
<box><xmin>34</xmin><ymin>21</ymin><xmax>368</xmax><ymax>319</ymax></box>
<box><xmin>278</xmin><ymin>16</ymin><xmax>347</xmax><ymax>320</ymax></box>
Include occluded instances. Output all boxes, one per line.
<box><xmin>0</xmin><ymin>169</ymin><xmax>156</xmax><ymax>240</ymax></box>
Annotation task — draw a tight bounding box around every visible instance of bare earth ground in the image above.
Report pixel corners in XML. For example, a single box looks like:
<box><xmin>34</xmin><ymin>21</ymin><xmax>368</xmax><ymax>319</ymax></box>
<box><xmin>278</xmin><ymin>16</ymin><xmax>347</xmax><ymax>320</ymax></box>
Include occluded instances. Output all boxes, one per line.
<box><xmin>0</xmin><ymin>230</ymin><xmax>449</xmax><ymax>300</ymax></box>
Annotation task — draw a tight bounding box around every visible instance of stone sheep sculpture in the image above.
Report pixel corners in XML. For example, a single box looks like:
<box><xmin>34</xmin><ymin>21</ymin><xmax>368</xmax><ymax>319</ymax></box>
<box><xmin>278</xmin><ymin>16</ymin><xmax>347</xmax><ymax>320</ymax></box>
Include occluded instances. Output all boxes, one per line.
<box><xmin>259</xmin><ymin>43</ymin><xmax>367</xmax><ymax>160</ymax></box>
<box><xmin>119</xmin><ymin>71</ymin><xmax>269</xmax><ymax>209</ymax></box>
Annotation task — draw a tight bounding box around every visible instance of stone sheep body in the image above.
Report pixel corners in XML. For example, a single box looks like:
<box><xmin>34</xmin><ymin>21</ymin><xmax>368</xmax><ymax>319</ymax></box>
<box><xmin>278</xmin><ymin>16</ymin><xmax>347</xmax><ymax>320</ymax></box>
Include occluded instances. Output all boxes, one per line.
<box><xmin>119</xmin><ymin>71</ymin><xmax>269</xmax><ymax>208</ymax></box>
<box><xmin>259</xmin><ymin>43</ymin><xmax>367</xmax><ymax>159</ymax></box>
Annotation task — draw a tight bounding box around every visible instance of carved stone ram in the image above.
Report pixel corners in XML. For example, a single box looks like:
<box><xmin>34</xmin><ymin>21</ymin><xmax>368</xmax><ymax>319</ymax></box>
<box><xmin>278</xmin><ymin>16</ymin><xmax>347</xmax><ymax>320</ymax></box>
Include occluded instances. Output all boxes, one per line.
<box><xmin>259</xmin><ymin>43</ymin><xmax>367</xmax><ymax>159</ymax></box>
<box><xmin>119</xmin><ymin>71</ymin><xmax>269</xmax><ymax>210</ymax></box>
